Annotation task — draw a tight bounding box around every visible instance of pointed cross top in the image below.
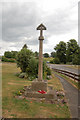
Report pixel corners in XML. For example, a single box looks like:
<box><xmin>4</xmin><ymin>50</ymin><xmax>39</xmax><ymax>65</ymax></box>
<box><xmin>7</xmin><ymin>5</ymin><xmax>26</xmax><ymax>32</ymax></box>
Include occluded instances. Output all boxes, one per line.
<box><xmin>37</xmin><ymin>23</ymin><xmax>46</xmax><ymax>30</ymax></box>
<box><xmin>37</xmin><ymin>23</ymin><xmax>46</xmax><ymax>40</ymax></box>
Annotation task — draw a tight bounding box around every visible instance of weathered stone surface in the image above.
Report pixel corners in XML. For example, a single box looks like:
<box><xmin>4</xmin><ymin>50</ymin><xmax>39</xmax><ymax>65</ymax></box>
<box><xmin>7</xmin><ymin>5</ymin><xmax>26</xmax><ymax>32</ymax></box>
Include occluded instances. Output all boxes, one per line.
<box><xmin>37</xmin><ymin>23</ymin><xmax>46</xmax><ymax>81</ymax></box>
<box><xmin>24</xmin><ymin>92</ymin><xmax>54</xmax><ymax>99</ymax></box>
<box><xmin>31</xmin><ymin>81</ymin><xmax>47</xmax><ymax>92</ymax></box>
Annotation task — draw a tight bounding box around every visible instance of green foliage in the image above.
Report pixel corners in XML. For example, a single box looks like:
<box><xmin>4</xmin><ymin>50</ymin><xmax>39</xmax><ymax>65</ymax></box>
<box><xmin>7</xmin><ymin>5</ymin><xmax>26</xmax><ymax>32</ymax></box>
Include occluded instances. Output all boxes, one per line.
<box><xmin>72</xmin><ymin>54</ymin><xmax>80</xmax><ymax>65</ymax></box>
<box><xmin>26</xmin><ymin>57</ymin><xmax>38</xmax><ymax>77</ymax></box>
<box><xmin>4</xmin><ymin>51</ymin><xmax>13</xmax><ymax>58</ymax></box>
<box><xmin>16</xmin><ymin>47</ymin><xmax>50</xmax><ymax>79</ymax></box>
<box><xmin>14</xmin><ymin>90</ymin><xmax>22</xmax><ymax>96</ymax></box>
<box><xmin>50</xmin><ymin>60</ymin><xmax>54</xmax><ymax>64</ymax></box>
<box><xmin>2</xmin><ymin>56</ymin><xmax>16</xmax><ymax>62</ymax></box>
<box><xmin>43</xmin><ymin>61</ymin><xmax>47</xmax><ymax>77</ymax></box>
<box><xmin>66</xmin><ymin>39</ymin><xmax>79</xmax><ymax>63</ymax></box>
<box><xmin>52</xmin><ymin>39</ymin><xmax>80</xmax><ymax>65</ymax></box>
<box><xmin>4</xmin><ymin>51</ymin><xmax>18</xmax><ymax>59</ymax></box>
<box><xmin>43</xmin><ymin>53</ymin><xmax>49</xmax><ymax>58</ymax></box>
<box><xmin>53</xmin><ymin>57</ymin><xmax>60</xmax><ymax>64</ymax></box>
<box><xmin>14</xmin><ymin>72</ymin><xmax>20</xmax><ymax>77</ymax></box>
<box><xmin>19</xmin><ymin>72</ymin><xmax>28</xmax><ymax>79</ymax></box>
<box><xmin>46</xmin><ymin>67</ymin><xmax>51</xmax><ymax>75</ymax></box>
<box><xmin>43</xmin><ymin>61</ymin><xmax>51</xmax><ymax>78</ymax></box>
<box><xmin>22</xmin><ymin>44</ymin><xmax>28</xmax><ymax>49</ymax></box>
<box><xmin>16</xmin><ymin>48</ymin><xmax>33</xmax><ymax>72</ymax></box>
<box><xmin>34</xmin><ymin>51</ymin><xmax>39</xmax><ymax>58</ymax></box>
<box><xmin>51</xmin><ymin>52</ymin><xmax>56</xmax><ymax>58</ymax></box>
<box><xmin>11</xmin><ymin>51</ymin><xmax>18</xmax><ymax>58</ymax></box>
<box><xmin>54</xmin><ymin>41</ymin><xmax>66</xmax><ymax>64</ymax></box>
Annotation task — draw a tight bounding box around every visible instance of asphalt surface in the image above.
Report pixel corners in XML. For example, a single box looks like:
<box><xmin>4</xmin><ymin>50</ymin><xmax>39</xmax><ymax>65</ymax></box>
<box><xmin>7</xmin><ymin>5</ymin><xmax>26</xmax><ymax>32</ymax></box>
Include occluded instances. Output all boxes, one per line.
<box><xmin>48</xmin><ymin>64</ymin><xmax>80</xmax><ymax>74</ymax></box>
<box><xmin>55</xmin><ymin>74</ymin><xmax>79</xmax><ymax>118</ymax></box>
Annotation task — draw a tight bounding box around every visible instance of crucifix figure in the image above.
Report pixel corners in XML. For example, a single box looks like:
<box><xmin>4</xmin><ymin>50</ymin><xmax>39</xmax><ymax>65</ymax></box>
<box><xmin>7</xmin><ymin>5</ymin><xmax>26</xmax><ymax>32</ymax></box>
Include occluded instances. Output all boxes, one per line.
<box><xmin>37</xmin><ymin>23</ymin><xmax>46</xmax><ymax>81</ymax></box>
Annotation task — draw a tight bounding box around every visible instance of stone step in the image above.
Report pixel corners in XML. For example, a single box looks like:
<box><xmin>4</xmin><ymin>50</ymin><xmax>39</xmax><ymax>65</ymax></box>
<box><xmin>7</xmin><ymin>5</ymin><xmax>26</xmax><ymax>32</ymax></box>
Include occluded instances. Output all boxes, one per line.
<box><xmin>24</xmin><ymin>92</ymin><xmax>54</xmax><ymax>99</ymax></box>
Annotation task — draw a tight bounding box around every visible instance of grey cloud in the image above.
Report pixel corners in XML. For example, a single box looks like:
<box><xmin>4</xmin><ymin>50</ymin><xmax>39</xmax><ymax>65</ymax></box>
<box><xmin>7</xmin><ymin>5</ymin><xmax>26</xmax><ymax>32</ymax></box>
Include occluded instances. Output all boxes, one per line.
<box><xmin>2</xmin><ymin>2</ymin><xmax>39</xmax><ymax>43</ymax></box>
<box><xmin>45</xmin><ymin>8</ymin><xmax>77</xmax><ymax>36</ymax></box>
<box><xmin>1</xmin><ymin>1</ymin><xmax>78</xmax><ymax>55</ymax></box>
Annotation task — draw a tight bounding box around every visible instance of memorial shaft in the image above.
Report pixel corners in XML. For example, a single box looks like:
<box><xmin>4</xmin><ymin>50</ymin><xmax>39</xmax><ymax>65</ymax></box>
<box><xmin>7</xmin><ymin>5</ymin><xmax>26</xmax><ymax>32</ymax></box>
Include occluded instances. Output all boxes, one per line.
<box><xmin>38</xmin><ymin>39</ymin><xmax>43</xmax><ymax>81</ymax></box>
<box><xmin>37</xmin><ymin>23</ymin><xmax>46</xmax><ymax>81</ymax></box>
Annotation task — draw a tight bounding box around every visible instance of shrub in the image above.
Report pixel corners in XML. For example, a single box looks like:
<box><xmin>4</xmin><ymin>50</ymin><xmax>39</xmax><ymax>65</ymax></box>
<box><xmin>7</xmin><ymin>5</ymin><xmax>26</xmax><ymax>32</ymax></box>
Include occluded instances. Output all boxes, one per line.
<box><xmin>16</xmin><ymin>48</ymin><xmax>33</xmax><ymax>72</ymax></box>
<box><xmin>26</xmin><ymin>57</ymin><xmax>38</xmax><ymax>77</ymax></box>
<box><xmin>1</xmin><ymin>56</ymin><xmax>16</xmax><ymax>62</ymax></box>
<box><xmin>53</xmin><ymin>57</ymin><xmax>60</xmax><ymax>64</ymax></box>
<box><xmin>14</xmin><ymin>72</ymin><xmax>20</xmax><ymax>77</ymax></box>
<box><xmin>19</xmin><ymin>72</ymin><xmax>28</xmax><ymax>78</ymax></box>
<box><xmin>46</xmin><ymin>67</ymin><xmax>51</xmax><ymax>75</ymax></box>
<box><xmin>4</xmin><ymin>51</ymin><xmax>12</xmax><ymax>58</ymax></box>
<box><xmin>50</xmin><ymin>60</ymin><xmax>54</xmax><ymax>64</ymax></box>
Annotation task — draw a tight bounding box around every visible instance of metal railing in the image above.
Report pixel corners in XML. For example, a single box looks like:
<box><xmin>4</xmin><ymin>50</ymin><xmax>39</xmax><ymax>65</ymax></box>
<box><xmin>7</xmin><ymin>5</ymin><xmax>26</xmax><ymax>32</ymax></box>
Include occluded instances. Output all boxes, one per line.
<box><xmin>52</xmin><ymin>68</ymin><xmax>80</xmax><ymax>81</ymax></box>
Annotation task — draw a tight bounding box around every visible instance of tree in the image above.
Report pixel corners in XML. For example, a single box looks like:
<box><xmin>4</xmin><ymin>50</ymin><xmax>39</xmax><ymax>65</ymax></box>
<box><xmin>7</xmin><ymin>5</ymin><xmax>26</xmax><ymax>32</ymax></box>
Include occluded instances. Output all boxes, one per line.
<box><xmin>22</xmin><ymin>44</ymin><xmax>28</xmax><ymax>49</ymax></box>
<box><xmin>72</xmin><ymin>47</ymin><xmax>80</xmax><ymax>65</ymax></box>
<box><xmin>34</xmin><ymin>51</ymin><xmax>39</xmax><ymax>58</ymax></box>
<box><xmin>11</xmin><ymin>51</ymin><xmax>18</xmax><ymax>58</ymax></box>
<box><xmin>53</xmin><ymin>57</ymin><xmax>60</xmax><ymax>64</ymax></box>
<box><xmin>66</xmin><ymin>39</ymin><xmax>79</xmax><ymax>63</ymax></box>
<box><xmin>54</xmin><ymin>41</ymin><xmax>66</xmax><ymax>63</ymax></box>
<box><xmin>16</xmin><ymin>48</ymin><xmax>33</xmax><ymax>72</ymax></box>
<box><xmin>51</xmin><ymin>52</ymin><xmax>56</xmax><ymax>58</ymax></box>
<box><xmin>43</xmin><ymin>53</ymin><xmax>49</xmax><ymax>58</ymax></box>
<box><xmin>4</xmin><ymin>51</ymin><xmax>18</xmax><ymax>59</ymax></box>
<box><xmin>4</xmin><ymin>51</ymin><xmax>12</xmax><ymax>58</ymax></box>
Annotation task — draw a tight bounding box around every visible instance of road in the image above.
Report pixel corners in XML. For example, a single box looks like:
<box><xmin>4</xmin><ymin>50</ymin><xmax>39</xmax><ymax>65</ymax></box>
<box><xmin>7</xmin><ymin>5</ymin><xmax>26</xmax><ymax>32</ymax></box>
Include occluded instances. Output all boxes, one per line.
<box><xmin>55</xmin><ymin>74</ymin><xmax>79</xmax><ymax>118</ymax></box>
<box><xmin>48</xmin><ymin>64</ymin><xmax>80</xmax><ymax>74</ymax></box>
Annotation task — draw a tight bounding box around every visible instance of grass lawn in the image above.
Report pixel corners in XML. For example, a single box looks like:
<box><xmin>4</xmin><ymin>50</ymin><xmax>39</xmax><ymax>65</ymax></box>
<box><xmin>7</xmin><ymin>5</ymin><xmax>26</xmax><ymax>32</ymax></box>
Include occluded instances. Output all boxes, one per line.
<box><xmin>2</xmin><ymin>62</ymin><xmax>70</xmax><ymax>118</ymax></box>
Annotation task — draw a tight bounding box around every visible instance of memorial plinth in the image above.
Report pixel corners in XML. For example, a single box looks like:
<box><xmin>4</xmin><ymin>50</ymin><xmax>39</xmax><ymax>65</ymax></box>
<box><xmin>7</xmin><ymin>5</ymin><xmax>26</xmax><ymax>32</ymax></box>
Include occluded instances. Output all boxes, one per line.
<box><xmin>31</xmin><ymin>81</ymin><xmax>47</xmax><ymax>92</ymax></box>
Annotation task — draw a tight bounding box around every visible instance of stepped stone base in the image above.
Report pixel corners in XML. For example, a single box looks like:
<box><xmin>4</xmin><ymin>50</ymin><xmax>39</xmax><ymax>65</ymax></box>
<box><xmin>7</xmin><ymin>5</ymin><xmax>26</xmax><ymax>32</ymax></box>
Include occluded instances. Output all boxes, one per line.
<box><xmin>24</xmin><ymin>91</ymin><xmax>54</xmax><ymax>99</ymax></box>
<box><xmin>23</xmin><ymin>79</ymin><xmax>54</xmax><ymax>100</ymax></box>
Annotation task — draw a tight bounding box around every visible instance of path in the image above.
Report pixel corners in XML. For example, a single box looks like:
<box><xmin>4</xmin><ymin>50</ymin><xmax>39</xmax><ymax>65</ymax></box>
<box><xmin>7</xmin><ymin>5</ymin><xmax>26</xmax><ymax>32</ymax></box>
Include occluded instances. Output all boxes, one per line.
<box><xmin>48</xmin><ymin>64</ymin><xmax>80</xmax><ymax>74</ymax></box>
<box><xmin>55</xmin><ymin>73</ymin><xmax>79</xmax><ymax>118</ymax></box>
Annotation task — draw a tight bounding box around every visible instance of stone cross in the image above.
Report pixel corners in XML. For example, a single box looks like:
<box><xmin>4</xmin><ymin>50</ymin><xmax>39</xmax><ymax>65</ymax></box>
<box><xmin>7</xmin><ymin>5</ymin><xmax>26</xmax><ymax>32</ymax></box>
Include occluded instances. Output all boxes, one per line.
<box><xmin>37</xmin><ymin>23</ymin><xmax>46</xmax><ymax>81</ymax></box>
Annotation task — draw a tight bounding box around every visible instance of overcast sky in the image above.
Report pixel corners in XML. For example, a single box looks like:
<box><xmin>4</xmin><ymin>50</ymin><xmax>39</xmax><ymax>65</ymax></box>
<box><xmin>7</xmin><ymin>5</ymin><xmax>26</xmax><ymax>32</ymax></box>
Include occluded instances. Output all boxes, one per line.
<box><xmin>0</xmin><ymin>0</ymin><xmax>79</xmax><ymax>55</ymax></box>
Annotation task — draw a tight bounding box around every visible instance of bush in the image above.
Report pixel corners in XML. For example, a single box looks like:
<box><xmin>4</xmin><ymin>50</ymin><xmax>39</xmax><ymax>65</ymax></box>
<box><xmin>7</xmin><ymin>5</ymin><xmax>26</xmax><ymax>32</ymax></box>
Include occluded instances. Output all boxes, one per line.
<box><xmin>19</xmin><ymin>72</ymin><xmax>28</xmax><ymax>79</ymax></box>
<box><xmin>1</xmin><ymin>56</ymin><xmax>16</xmax><ymax>62</ymax></box>
<box><xmin>16</xmin><ymin>47</ymin><xmax>51</xmax><ymax>80</ymax></box>
<box><xmin>50</xmin><ymin>60</ymin><xmax>54</xmax><ymax>64</ymax></box>
<box><xmin>46</xmin><ymin>67</ymin><xmax>51</xmax><ymax>75</ymax></box>
<box><xmin>26</xmin><ymin>57</ymin><xmax>38</xmax><ymax>77</ymax></box>
<box><xmin>16</xmin><ymin>48</ymin><xmax>33</xmax><ymax>72</ymax></box>
<box><xmin>4</xmin><ymin>51</ymin><xmax>18</xmax><ymax>59</ymax></box>
<box><xmin>53</xmin><ymin>57</ymin><xmax>60</xmax><ymax>64</ymax></box>
<box><xmin>14</xmin><ymin>72</ymin><xmax>20</xmax><ymax>77</ymax></box>
<box><xmin>4</xmin><ymin>51</ymin><xmax>12</xmax><ymax>58</ymax></box>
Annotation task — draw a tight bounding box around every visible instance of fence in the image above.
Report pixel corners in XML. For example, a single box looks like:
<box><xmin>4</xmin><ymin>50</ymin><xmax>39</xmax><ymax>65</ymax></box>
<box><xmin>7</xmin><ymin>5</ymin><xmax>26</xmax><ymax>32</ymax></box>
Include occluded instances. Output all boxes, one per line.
<box><xmin>52</xmin><ymin>68</ymin><xmax>80</xmax><ymax>82</ymax></box>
